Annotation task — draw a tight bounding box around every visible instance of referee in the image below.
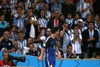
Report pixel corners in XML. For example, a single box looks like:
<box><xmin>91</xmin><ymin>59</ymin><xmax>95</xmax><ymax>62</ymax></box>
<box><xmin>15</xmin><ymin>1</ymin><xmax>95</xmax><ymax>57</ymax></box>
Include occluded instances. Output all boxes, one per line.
<box><xmin>38</xmin><ymin>27</ymin><xmax>61</xmax><ymax>67</ymax></box>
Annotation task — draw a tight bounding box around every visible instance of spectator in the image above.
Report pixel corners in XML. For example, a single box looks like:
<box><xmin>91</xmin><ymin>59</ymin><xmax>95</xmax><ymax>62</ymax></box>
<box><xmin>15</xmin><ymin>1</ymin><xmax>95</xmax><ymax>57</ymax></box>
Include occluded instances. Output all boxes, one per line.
<box><xmin>22</xmin><ymin>0</ymin><xmax>30</xmax><ymax>11</ymax></box>
<box><xmin>0</xmin><ymin>14</ymin><xmax>8</xmax><ymax>37</ymax></box>
<box><xmin>59</xmin><ymin>14</ymin><xmax>65</xmax><ymax>21</ymax></box>
<box><xmin>70</xmin><ymin>25</ymin><xmax>82</xmax><ymax>58</ymax></box>
<box><xmin>37</xmin><ymin>9</ymin><xmax>48</xmax><ymax>36</ymax></box>
<box><xmin>29</xmin><ymin>16</ymin><xmax>37</xmax><ymax>39</ymax></box>
<box><xmin>24</xmin><ymin>37</ymin><xmax>40</xmax><ymax>54</ymax></box>
<box><xmin>77</xmin><ymin>0</ymin><xmax>84</xmax><ymax>13</ymax></box>
<box><xmin>60</xmin><ymin>22</ymin><xmax>70</xmax><ymax>53</ymax></box>
<box><xmin>17</xmin><ymin>31</ymin><xmax>27</xmax><ymax>54</ymax></box>
<box><xmin>0</xmin><ymin>51</ymin><xmax>14</xmax><ymax>66</ymax></box>
<box><xmin>94</xmin><ymin>14</ymin><xmax>100</xmax><ymax>28</ymax></box>
<box><xmin>84</xmin><ymin>14</ymin><xmax>92</xmax><ymax>27</ymax></box>
<box><xmin>13</xmin><ymin>40</ymin><xmax>22</xmax><ymax>54</ymax></box>
<box><xmin>10</xmin><ymin>25</ymin><xmax>19</xmax><ymax>42</ymax></box>
<box><xmin>45</xmin><ymin>28</ymin><xmax>51</xmax><ymax>37</ymax></box>
<box><xmin>73</xmin><ymin>12</ymin><xmax>81</xmax><ymax>25</ymax></box>
<box><xmin>0</xmin><ymin>0</ymin><xmax>12</xmax><ymax>22</ymax></box>
<box><xmin>77</xmin><ymin>19</ymin><xmax>87</xmax><ymax>33</ymax></box>
<box><xmin>26</xmin><ymin>43</ymin><xmax>38</xmax><ymax>56</ymax></box>
<box><xmin>0</xmin><ymin>31</ymin><xmax>15</xmax><ymax>53</ymax></box>
<box><xmin>65</xmin><ymin>13</ymin><xmax>73</xmax><ymax>29</ymax></box>
<box><xmin>63</xmin><ymin>45</ymin><xmax>76</xmax><ymax>58</ymax></box>
<box><xmin>27</xmin><ymin>0</ymin><xmax>36</xmax><ymax>8</ymax></box>
<box><xmin>44</xmin><ymin>3</ymin><xmax>51</xmax><ymax>21</ymax></box>
<box><xmin>25</xmin><ymin>7</ymin><xmax>34</xmax><ymax>19</ymax></box>
<box><xmin>37</xmin><ymin>0</ymin><xmax>45</xmax><ymax>11</ymax></box>
<box><xmin>82</xmin><ymin>22</ymin><xmax>99</xmax><ymax>58</ymax></box>
<box><xmin>31</xmin><ymin>2</ymin><xmax>38</xmax><ymax>16</ymax></box>
<box><xmin>47</xmin><ymin>10</ymin><xmax>64</xmax><ymax>29</ymax></box>
<box><xmin>81</xmin><ymin>0</ymin><xmax>93</xmax><ymax>20</ymax></box>
<box><xmin>13</xmin><ymin>6</ymin><xmax>25</xmax><ymax>32</ymax></box>
<box><xmin>56</xmin><ymin>40</ymin><xmax>63</xmax><ymax>58</ymax></box>
<box><xmin>10</xmin><ymin>0</ymin><xmax>18</xmax><ymax>14</ymax></box>
<box><xmin>25</xmin><ymin>8</ymin><xmax>38</xmax><ymax>39</ymax></box>
<box><xmin>27</xmin><ymin>37</ymin><xmax>33</xmax><ymax>47</ymax></box>
<box><xmin>49</xmin><ymin>10</ymin><xmax>55</xmax><ymax>20</ymax></box>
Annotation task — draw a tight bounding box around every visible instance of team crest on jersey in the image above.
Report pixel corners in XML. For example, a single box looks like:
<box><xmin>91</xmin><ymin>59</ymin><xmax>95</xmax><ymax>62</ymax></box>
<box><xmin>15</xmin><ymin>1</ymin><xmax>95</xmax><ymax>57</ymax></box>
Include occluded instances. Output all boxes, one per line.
<box><xmin>43</xmin><ymin>43</ymin><xmax>46</xmax><ymax>47</ymax></box>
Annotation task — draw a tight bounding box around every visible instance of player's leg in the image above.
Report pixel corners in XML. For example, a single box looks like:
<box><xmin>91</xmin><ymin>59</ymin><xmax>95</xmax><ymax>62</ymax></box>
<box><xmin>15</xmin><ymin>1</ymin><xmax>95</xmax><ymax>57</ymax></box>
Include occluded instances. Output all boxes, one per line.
<box><xmin>45</xmin><ymin>59</ymin><xmax>55</xmax><ymax>67</ymax></box>
<box><xmin>49</xmin><ymin>61</ymin><xmax>55</xmax><ymax>67</ymax></box>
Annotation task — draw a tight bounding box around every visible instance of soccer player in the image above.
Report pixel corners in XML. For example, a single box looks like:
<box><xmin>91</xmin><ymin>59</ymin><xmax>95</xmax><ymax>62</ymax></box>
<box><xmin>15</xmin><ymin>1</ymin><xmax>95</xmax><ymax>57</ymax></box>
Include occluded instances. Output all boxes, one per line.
<box><xmin>38</xmin><ymin>27</ymin><xmax>61</xmax><ymax>67</ymax></box>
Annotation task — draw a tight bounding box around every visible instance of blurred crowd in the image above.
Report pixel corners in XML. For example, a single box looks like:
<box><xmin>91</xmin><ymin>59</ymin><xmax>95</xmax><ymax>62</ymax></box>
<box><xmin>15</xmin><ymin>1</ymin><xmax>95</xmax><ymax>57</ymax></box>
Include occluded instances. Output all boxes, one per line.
<box><xmin>0</xmin><ymin>0</ymin><xmax>100</xmax><ymax>59</ymax></box>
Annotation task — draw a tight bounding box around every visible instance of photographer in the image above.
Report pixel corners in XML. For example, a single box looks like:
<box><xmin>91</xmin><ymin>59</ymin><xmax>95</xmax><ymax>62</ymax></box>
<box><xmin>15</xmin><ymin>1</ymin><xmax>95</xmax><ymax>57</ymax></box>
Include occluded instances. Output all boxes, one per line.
<box><xmin>0</xmin><ymin>51</ymin><xmax>14</xmax><ymax>66</ymax></box>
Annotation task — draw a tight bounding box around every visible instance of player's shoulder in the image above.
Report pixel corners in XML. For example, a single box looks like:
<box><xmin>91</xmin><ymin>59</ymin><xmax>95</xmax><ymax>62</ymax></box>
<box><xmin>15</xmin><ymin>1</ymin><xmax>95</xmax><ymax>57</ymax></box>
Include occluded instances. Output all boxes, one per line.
<box><xmin>45</xmin><ymin>36</ymin><xmax>51</xmax><ymax>42</ymax></box>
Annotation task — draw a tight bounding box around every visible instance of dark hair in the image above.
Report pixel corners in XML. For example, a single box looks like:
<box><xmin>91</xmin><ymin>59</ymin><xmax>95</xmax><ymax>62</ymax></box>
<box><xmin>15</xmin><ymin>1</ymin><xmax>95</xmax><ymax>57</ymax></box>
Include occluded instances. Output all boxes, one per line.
<box><xmin>27</xmin><ymin>7</ymin><xmax>33</xmax><ymax>10</ymax></box>
<box><xmin>29</xmin><ymin>43</ymin><xmax>34</xmax><ymax>46</ymax></box>
<box><xmin>74</xmin><ymin>12</ymin><xmax>81</xmax><ymax>18</ymax></box>
<box><xmin>88</xmin><ymin>21</ymin><xmax>94</xmax><ymax>25</ymax></box>
<box><xmin>94</xmin><ymin>14</ymin><xmax>100</xmax><ymax>19</ymax></box>
<box><xmin>67</xmin><ymin>44</ymin><xmax>72</xmax><ymax>48</ymax></box>
<box><xmin>37</xmin><ymin>9</ymin><xmax>45</xmax><ymax>19</ymax></box>
<box><xmin>57</xmin><ymin>40</ymin><xmax>60</xmax><ymax>42</ymax></box>
<box><xmin>59</xmin><ymin>14</ymin><xmax>65</xmax><ymax>19</ymax></box>
<box><xmin>67</xmin><ymin>13</ymin><xmax>73</xmax><ymax>18</ymax></box>
<box><xmin>18</xmin><ymin>31</ymin><xmax>24</xmax><ymax>34</ymax></box>
<box><xmin>86</xmin><ymin>13</ymin><xmax>92</xmax><ymax>19</ymax></box>
<box><xmin>51</xmin><ymin>10</ymin><xmax>55</xmax><ymax>13</ymax></box>
<box><xmin>16</xmin><ymin>6</ymin><xmax>23</xmax><ymax>10</ymax></box>
<box><xmin>51</xmin><ymin>27</ymin><xmax>59</xmax><ymax>34</ymax></box>
<box><xmin>25</xmin><ymin>7</ymin><xmax>33</xmax><ymax>14</ymax></box>
<box><xmin>95</xmin><ymin>52</ymin><xmax>100</xmax><ymax>56</ymax></box>
<box><xmin>73</xmin><ymin>24</ymin><xmax>78</xmax><ymax>29</ymax></box>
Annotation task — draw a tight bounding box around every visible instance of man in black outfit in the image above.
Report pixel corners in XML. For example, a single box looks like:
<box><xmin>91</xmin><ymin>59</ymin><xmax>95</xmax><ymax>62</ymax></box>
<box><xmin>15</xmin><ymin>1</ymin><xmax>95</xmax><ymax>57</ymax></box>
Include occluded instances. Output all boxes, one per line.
<box><xmin>0</xmin><ymin>31</ymin><xmax>15</xmax><ymax>52</ymax></box>
<box><xmin>82</xmin><ymin>22</ymin><xmax>99</xmax><ymax>58</ymax></box>
<box><xmin>47</xmin><ymin>10</ymin><xmax>64</xmax><ymax>29</ymax></box>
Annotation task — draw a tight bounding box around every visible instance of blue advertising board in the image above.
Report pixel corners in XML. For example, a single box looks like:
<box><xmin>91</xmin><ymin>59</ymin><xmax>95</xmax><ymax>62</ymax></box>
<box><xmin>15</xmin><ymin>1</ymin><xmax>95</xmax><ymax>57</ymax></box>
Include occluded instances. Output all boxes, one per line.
<box><xmin>0</xmin><ymin>52</ymin><xmax>100</xmax><ymax>67</ymax></box>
